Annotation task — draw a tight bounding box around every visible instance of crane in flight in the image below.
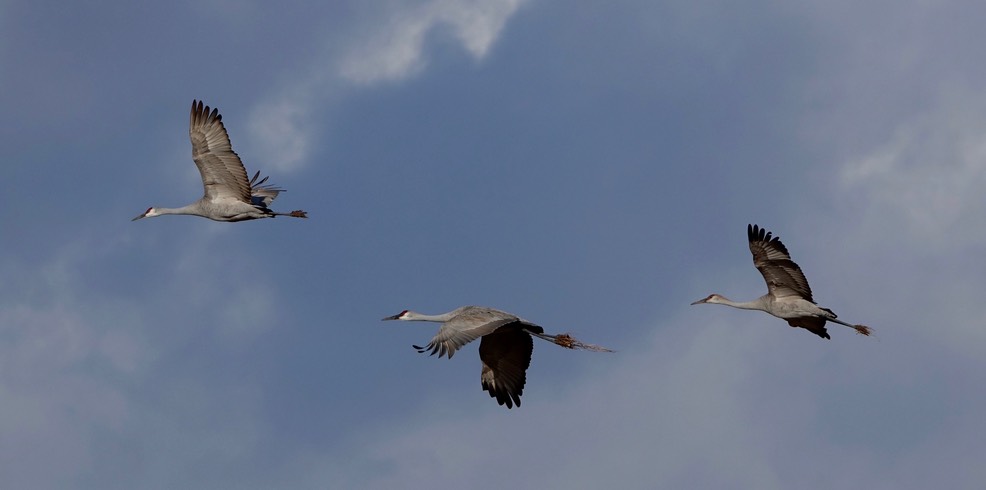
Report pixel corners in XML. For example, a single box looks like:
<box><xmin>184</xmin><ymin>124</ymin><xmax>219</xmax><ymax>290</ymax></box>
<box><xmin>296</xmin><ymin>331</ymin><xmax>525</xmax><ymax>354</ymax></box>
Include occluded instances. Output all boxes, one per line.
<box><xmin>383</xmin><ymin>305</ymin><xmax>611</xmax><ymax>408</ymax></box>
<box><xmin>691</xmin><ymin>224</ymin><xmax>872</xmax><ymax>339</ymax></box>
<box><xmin>133</xmin><ymin>100</ymin><xmax>308</xmax><ymax>222</ymax></box>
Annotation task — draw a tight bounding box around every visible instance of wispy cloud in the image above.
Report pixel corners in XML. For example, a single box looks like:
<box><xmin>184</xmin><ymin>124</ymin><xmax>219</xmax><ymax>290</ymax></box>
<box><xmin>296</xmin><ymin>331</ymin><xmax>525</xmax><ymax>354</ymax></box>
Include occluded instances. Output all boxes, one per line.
<box><xmin>283</xmin><ymin>308</ymin><xmax>985</xmax><ymax>490</ymax></box>
<box><xmin>0</xmin><ymin>254</ymin><xmax>144</xmax><ymax>487</ymax></box>
<box><xmin>247</xmin><ymin>96</ymin><xmax>315</xmax><ymax>174</ymax></box>
<box><xmin>247</xmin><ymin>0</ymin><xmax>526</xmax><ymax>172</ymax></box>
<box><xmin>0</xmin><ymin>228</ymin><xmax>280</xmax><ymax>488</ymax></box>
<box><xmin>839</xmin><ymin>90</ymin><xmax>986</xmax><ymax>246</ymax></box>
<box><xmin>339</xmin><ymin>0</ymin><xmax>526</xmax><ymax>84</ymax></box>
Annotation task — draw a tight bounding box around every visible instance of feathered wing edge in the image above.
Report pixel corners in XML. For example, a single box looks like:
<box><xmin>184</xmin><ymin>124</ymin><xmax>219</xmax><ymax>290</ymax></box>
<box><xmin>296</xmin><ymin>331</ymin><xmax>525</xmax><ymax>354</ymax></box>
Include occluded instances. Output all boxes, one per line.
<box><xmin>476</xmin><ymin>325</ymin><xmax>613</xmax><ymax>409</ymax></box>
<box><xmin>413</xmin><ymin>318</ymin><xmax>521</xmax><ymax>360</ymax></box>
<box><xmin>479</xmin><ymin>328</ymin><xmax>534</xmax><ymax>409</ymax></box>
<box><xmin>189</xmin><ymin>100</ymin><xmax>253</xmax><ymax>203</ymax></box>
<box><xmin>748</xmin><ymin>224</ymin><xmax>815</xmax><ymax>301</ymax></box>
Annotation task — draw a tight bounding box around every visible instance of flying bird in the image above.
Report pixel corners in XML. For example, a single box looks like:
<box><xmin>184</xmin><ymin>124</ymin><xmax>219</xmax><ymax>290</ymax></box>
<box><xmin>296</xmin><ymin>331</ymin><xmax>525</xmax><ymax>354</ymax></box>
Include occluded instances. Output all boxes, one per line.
<box><xmin>383</xmin><ymin>305</ymin><xmax>611</xmax><ymax>409</ymax></box>
<box><xmin>133</xmin><ymin>100</ymin><xmax>308</xmax><ymax>222</ymax></box>
<box><xmin>691</xmin><ymin>224</ymin><xmax>871</xmax><ymax>339</ymax></box>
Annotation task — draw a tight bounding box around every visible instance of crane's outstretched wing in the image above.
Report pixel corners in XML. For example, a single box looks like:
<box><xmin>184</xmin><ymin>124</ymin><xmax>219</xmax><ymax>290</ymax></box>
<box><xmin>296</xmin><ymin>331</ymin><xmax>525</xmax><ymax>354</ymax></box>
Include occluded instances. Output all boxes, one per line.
<box><xmin>189</xmin><ymin>100</ymin><xmax>252</xmax><ymax>203</ymax></box>
<box><xmin>414</xmin><ymin>318</ymin><xmax>516</xmax><ymax>359</ymax></box>
<box><xmin>786</xmin><ymin>317</ymin><xmax>831</xmax><ymax>339</ymax></box>
<box><xmin>413</xmin><ymin>306</ymin><xmax>538</xmax><ymax>359</ymax></box>
<box><xmin>479</xmin><ymin>325</ymin><xmax>535</xmax><ymax>409</ymax></box>
<box><xmin>748</xmin><ymin>224</ymin><xmax>814</xmax><ymax>302</ymax></box>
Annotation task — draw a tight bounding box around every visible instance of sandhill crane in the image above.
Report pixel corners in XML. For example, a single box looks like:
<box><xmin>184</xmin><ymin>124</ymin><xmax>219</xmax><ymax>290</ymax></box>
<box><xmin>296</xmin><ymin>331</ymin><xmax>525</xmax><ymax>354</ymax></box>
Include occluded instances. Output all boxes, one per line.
<box><xmin>132</xmin><ymin>100</ymin><xmax>308</xmax><ymax>222</ymax></box>
<box><xmin>383</xmin><ymin>306</ymin><xmax>611</xmax><ymax>409</ymax></box>
<box><xmin>691</xmin><ymin>224</ymin><xmax>871</xmax><ymax>339</ymax></box>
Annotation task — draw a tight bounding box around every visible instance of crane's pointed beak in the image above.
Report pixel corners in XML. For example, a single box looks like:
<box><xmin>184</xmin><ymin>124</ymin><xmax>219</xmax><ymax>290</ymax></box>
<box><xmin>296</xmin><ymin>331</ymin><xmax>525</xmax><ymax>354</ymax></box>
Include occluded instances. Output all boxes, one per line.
<box><xmin>133</xmin><ymin>207</ymin><xmax>154</xmax><ymax>221</ymax></box>
<box><xmin>381</xmin><ymin>314</ymin><xmax>401</xmax><ymax>321</ymax></box>
<box><xmin>690</xmin><ymin>298</ymin><xmax>708</xmax><ymax>305</ymax></box>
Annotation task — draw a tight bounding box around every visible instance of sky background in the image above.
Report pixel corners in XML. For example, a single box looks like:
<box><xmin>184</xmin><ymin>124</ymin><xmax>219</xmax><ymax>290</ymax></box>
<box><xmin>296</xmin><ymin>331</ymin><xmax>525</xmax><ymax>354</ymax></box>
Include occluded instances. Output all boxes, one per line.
<box><xmin>2</xmin><ymin>0</ymin><xmax>986</xmax><ymax>488</ymax></box>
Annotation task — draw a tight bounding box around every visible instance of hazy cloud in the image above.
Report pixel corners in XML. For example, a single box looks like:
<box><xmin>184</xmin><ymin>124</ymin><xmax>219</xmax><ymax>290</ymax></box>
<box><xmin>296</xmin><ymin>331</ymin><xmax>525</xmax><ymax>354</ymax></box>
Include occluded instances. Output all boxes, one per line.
<box><xmin>247</xmin><ymin>0</ymin><xmax>525</xmax><ymax>172</ymax></box>
<box><xmin>5</xmin><ymin>1</ymin><xmax>986</xmax><ymax>488</ymax></box>
<box><xmin>339</xmin><ymin>0</ymin><xmax>525</xmax><ymax>84</ymax></box>
<box><xmin>840</xmin><ymin>90</ymin><xmax>986</xmax><ymax>246</ymax></box>
<box><xmin>247</xmin><ymin>96</ymin><xmax>315</xmax><ymax>174</ymax></box>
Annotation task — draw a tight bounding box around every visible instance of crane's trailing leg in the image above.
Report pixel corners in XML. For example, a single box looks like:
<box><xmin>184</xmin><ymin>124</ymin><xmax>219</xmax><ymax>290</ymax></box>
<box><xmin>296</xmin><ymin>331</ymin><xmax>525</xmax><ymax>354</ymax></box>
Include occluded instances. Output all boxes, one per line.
<box><xmin>269</xmin><ymin>209</ymin><xmax>308</xmax><ymax>218</ymax></box>
<box><xmin>529</xmin><ymin>331</ymin><xmax>614</xmax><ymax>352</ymax></box>
<box><xmin>819</xmin><ymin>307</ymin><xmax>872</xmax><ymax>336</ymax></box>
<box><xmin>827</xmin><ymin>317</ymin><xmax>872</xmax><ymax>336</ymax></box>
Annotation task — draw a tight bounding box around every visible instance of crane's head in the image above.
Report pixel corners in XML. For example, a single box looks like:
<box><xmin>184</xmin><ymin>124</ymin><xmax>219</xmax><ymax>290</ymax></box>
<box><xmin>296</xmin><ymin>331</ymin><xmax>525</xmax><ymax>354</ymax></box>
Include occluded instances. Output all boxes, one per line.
<box><xmin>381</xmin><ymin>310</ymin><xmax>410</xmax><ymax>321</ymax></box>
<box><xmin>132</xmin><ymin>207</ymin><xmax>160</xmax><ymax>221</ymax></box>
<box><xmin>690</xmin><ymin>294</ymin><xmax>724</xmax><ymax>305</ymax></box>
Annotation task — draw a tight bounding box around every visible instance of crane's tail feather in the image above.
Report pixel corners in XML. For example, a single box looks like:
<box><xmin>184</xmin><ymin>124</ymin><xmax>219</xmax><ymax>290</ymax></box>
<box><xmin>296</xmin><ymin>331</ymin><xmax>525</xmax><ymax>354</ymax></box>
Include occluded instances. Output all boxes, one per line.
<box><xmin>530</xmin><ymin>332</ymin><xmax>614</xmax><ymax>352</ymax></box>
<box><xmin>249</xmin><ymin>171</ymin><xmax>270</xmax><ymax>188</ymax></box>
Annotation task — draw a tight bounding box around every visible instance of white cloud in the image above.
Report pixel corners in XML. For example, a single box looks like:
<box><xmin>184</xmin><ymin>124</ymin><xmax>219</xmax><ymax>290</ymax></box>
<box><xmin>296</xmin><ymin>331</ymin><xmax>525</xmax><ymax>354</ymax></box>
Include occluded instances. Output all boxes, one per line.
<box><xmin>284</xmin><ymin>312</ymin><xmax>943</xmax><ymax>489</ymax></box>
<box><xmin>247</xmin><ymin>0</ymin><xmax>526</xmax><ymax>171</ymax></box>
<box><xmin>0</xmin><ymin>226</ymin><xmax>281</xmax><ymax>488</ymax></box>
<box><xmin>292</xmin><ymin>305</ymin><xmax>983</xmax><ymax>489</ymax></box>
<box><xmin>0</xmin><ymin>303</ymin><xmax>139</xmax><ymax>488</ymax></box>
<box><xmin>839</xmin><ymin>90</ymin><xmax>986</xmax><ymax>247</ymax></box>
<box><xmin>339</xmin><ymin>0</ymin><xmax>526</xmax><ymax>84</ymax></box>
<box><xmin>247</xmin><ymin>96</ymin><xmax>314</xmax><ymax>174</ymax></box>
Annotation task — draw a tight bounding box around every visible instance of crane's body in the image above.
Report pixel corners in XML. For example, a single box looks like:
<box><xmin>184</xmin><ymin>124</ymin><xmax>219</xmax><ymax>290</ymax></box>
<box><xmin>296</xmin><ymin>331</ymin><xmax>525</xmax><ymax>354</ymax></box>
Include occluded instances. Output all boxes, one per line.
<box><xmin>133</xmin><ymin>100</ymin><xmax>307</xmax><ymax>222</ymax></box>
<box><xmin>383</xmin><ymin>305</ymin><xmax>610</xmax><ymax>409</ymax></box>
<box><xmin>692</xmin><ymin>224</ymin><xmax>871</xmax><ymax>339</ymax></box>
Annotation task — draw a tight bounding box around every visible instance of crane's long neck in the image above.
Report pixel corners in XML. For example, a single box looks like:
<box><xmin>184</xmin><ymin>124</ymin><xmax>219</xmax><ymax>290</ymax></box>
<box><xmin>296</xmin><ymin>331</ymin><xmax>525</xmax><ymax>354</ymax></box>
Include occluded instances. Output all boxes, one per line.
<box><xmin>716</xmin><ymin>295</ymin><xmax>769</xmax><ymax>311</ymax></box>
<box><xmin>154</xmin><ymin>204</ymin><xmax>200</xmax><ymax>216</ymax></box>
<box><xmin>402</xmin><ymin>311</ymin><xmax>456</xmax><ymax>322</ymax></box>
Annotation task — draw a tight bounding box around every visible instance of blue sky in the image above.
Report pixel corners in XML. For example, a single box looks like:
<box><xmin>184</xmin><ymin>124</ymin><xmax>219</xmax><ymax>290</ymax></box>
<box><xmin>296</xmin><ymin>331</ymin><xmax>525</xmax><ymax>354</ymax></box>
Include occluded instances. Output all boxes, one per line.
<box><xmin>3</xmin><ymin>0</ymin><xmax>986</xmax><ymax>488</ymax></box>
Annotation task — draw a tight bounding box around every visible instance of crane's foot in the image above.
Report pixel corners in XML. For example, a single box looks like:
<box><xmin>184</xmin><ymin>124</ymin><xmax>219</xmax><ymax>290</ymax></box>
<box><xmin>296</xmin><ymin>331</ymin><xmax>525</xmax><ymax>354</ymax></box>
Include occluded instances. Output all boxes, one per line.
<box><xmin>289</xmin><ymin>210</ymin><xmax>308</xmax><ymax>218</ymax></box>
<box><xmin>852</xmin><ymin>324</ymin><xmax>872</xmax><ymax>336</ymax></box>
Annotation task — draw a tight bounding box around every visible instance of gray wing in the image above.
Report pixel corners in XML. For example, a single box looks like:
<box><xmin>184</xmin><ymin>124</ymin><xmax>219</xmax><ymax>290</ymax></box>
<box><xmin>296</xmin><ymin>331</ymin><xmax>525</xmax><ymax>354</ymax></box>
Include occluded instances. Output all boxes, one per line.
<box><xmin>414</xmin><ymin>315</ymin><xmax>518</xmax><ymax>359</ymax></box>
<box><xmin>786</xmin><ymin>317</ymin><xmax>831</xmax><ymax>339</ymax></box>
<box><xmin>479</xmin><ymin>325</ymin><xmax>534</xmax><ymax>409</ymax></box>
<box><xmin>189</xmin><ymin>100</ymin><xmax>252</xmax><ymax>203</ymax></box>
<box><xmin>748</xmin><ymin>224</ymin><xmax>814</xmax><ymax>301</ymax></box>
